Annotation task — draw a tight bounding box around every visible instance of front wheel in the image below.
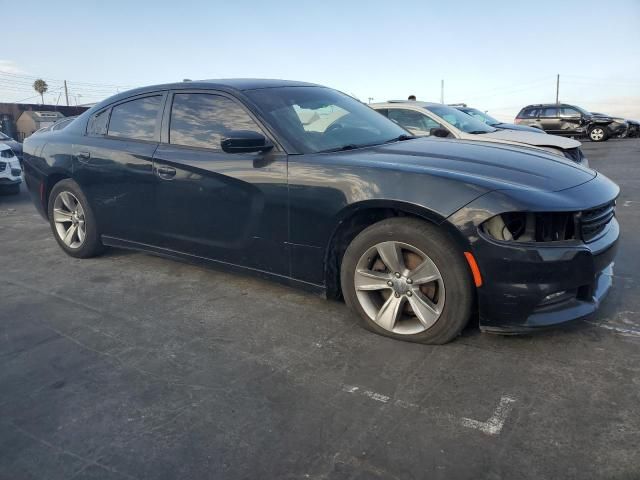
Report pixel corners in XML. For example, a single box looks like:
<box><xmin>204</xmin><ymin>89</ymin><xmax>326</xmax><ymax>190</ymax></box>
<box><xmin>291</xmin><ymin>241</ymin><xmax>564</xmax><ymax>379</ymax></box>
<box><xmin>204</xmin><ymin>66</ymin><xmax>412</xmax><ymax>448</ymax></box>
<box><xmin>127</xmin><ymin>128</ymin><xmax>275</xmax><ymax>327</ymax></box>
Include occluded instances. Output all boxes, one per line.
<box><xmin>340</xmin><ymin>218</ymin><xmax>473</xmax><ymax>344</ymax></box>
<box><xmin>588</xmin><ymin>126</ymin><xmax>609</xmax><ymax>142</ymax></box>
<box><xmin>48</xmin><ymin>179</ymin><xmax>103</xmax><ymax>258</ymax></box>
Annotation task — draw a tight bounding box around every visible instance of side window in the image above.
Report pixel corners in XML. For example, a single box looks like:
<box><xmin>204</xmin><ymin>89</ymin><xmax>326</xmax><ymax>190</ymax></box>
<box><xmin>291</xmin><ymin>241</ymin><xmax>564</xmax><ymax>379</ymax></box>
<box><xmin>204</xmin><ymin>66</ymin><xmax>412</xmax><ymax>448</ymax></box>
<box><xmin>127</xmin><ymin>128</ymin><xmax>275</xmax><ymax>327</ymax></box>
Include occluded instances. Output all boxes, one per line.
<box><xmin>560</xmin><ymin>107</ymin><xmax>581</xmax><ymax>118</ymax></box>
<box><xmin>376</xmin><ymin>108</ymin><xmax>389</xmax><ymax>117</ymax></box>
<box><xmin>540</xmin><ymin>107</ymin><xmax>558</xmax><ymax>118</ymax></box>
<box><xmin>87</xmin><ymin>109</ymin><xmax>109</xmax><ymax>136</ymax></box>
<box><xmin>388</xmin><ymin>109</ymin><xmax>443</xmax><ymax>134</ymax></box>
<box><xmin>520</xmin><ymin>108</ymin><xmax>539</xmax><ymax>118</ymax></box>
<box><xmin>107</xmin><ymin>96</ymin><xmax>162</xmax><ymax>141</ymax></box>
<box><xmin>169</xmin><ymin>93</ymin><xmax>262</xmax><ymax>149</ymax></box>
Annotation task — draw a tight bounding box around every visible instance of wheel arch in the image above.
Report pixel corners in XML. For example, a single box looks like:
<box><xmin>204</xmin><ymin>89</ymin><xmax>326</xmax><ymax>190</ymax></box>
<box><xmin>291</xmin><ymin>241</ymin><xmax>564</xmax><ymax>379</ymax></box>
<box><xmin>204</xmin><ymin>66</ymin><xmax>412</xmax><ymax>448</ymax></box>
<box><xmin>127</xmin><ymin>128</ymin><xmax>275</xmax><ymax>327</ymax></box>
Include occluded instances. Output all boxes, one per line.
<box><xmin>323</xmin><ymin>200</ymin><xmax>472</xmax><ymax>299</ymax></box>
<box><xmin>43</xmin><ymin>171</ymin><xmax>72</xmax><ymax>219</ymax></box>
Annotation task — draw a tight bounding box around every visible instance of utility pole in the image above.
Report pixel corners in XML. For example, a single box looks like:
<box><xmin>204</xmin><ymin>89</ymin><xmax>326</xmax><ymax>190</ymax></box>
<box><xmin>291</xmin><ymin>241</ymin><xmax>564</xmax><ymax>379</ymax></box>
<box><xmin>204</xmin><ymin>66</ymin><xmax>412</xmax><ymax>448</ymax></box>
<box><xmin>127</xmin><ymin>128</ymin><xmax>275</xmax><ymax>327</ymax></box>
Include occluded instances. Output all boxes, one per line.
<box><xmin>368</xmin><ymin>97</ymin><xmax>373</xmax><ymax>104</ymax></box>
<box><xmin>64</xmin><ymin>80</ymin><xmax>69</xmax><ymax>106</ymax></box>
<box><xmin>555</xmin><ymin>74</ymin><xmax>559</xmax><ymax>104</ymax></box>
<box><xmin>440</xmin><ymin>79</ymin><xmax>444</xmax><ymax>104</ymax></box>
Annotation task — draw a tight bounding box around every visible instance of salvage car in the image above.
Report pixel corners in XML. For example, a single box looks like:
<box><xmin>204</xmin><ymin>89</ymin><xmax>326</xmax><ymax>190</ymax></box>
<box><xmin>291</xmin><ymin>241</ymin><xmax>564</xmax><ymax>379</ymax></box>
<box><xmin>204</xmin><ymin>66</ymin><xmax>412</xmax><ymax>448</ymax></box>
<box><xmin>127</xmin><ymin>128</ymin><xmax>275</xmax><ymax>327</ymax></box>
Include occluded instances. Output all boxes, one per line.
<box><xmin>450</xmin><ymin>104</ymin><xmax>544</xmax><ymax>133</ymax></box>
<box><xmin>22</xmin><ymin>80</ymin><xmax>619</xmax><ymax>344</ymax></box>
<box><xmin>0</xmin><ymin>143</ymin><xmax>22</xmax><ymax>194</ymax></box>
<box><xmin>0</xmin><ymin>131</ymin><xmax>23</xmax><ymax>164</ymax></box>
<box><xmin>372</xmin><ymin>101</ymin><xmax>588</xmax><ymax>165</ymax></box>
<box><xmin>515</xmin><ymin>104</ymin><xmax>616</xmax><ymax>142</ymax></box>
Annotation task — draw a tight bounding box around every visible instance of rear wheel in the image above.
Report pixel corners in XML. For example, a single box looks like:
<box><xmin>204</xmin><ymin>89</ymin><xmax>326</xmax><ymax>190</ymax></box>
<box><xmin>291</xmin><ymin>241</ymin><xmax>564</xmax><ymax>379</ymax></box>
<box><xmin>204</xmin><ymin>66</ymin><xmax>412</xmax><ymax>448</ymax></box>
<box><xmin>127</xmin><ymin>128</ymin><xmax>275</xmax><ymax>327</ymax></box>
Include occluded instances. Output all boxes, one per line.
<box><xmin>48</xmin><ymin>179</ymin><xmax>103</xmax><ymax>258</ymax></box>
<box><xmin>588</xmin><ymin>126</ymin><xmax>609</xmax><ymax>142</ymax></box>
<box><xmin>340</xmin><ymin>218</ymin><xmax>473</xmax><ymax>344</ymax></box>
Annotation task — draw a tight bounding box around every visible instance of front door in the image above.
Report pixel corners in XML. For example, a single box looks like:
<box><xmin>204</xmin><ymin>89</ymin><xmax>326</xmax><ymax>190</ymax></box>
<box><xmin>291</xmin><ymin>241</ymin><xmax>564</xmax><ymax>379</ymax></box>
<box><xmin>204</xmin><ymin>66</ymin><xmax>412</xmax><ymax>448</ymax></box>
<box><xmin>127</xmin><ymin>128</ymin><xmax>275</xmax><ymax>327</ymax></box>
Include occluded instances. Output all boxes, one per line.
<box><xmin>152</xmin><ymin>91</ymin><xmax>288</xmax><ymax>276</ymax></box>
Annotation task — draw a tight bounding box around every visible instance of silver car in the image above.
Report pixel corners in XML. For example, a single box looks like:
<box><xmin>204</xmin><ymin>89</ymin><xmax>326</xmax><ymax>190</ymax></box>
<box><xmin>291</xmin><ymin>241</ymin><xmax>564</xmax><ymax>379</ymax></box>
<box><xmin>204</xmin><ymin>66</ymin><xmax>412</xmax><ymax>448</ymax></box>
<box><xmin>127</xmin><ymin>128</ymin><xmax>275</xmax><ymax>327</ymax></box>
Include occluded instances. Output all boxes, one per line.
<box><xmin>371</xmin><ymin>101</ymin><xmax>588</xmax><ymax>166</ymax></box>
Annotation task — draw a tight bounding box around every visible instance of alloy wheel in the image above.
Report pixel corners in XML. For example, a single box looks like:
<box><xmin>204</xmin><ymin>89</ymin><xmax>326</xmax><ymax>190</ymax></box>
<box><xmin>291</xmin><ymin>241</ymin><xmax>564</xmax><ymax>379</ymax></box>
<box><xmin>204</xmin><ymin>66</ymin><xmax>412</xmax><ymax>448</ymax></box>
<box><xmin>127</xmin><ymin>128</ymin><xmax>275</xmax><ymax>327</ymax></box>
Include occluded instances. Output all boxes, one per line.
<box><xmin>354</xmin><ymin>241</ymin><xmax>445</xmax><ymax>335</ymax></box>
<box><xmin>52</xmin><ymin>191</ymin><xmax>86</xmax><ymax>249</ymax></box>
<box><xmin>590</xmin><ymin>128</ymin><xmax>605</xmax><ymax>141</ymax></box>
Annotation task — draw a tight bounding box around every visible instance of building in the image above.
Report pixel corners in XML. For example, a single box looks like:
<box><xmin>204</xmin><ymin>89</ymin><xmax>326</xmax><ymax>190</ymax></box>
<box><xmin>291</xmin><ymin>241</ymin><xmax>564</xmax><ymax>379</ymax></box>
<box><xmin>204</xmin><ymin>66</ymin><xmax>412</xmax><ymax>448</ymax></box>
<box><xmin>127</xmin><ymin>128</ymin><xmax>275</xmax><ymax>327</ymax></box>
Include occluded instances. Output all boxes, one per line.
<box><xmin>0</xmin><ymin>103</ymin><xmax>89</xmax><ymax>141</ymax></box>
<box><xmin>16</xmin><ymin>111</ymin><xmax>66</xmax><ymax>140</ymax></box>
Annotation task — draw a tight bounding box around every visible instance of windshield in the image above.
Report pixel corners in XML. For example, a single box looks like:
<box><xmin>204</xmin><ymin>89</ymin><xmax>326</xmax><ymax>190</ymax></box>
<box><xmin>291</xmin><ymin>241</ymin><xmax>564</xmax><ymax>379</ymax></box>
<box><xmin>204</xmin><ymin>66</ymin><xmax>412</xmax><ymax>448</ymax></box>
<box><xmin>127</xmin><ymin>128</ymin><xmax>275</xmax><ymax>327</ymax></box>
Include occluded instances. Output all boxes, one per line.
<box><xmin>463</xmin><ymin>108</ymin><xmax>501</xmax><ymax>126</ymax></box>
<box><xmin>246</xmin><ymin>86</ymin><xmax>409</xmax><ymax>154</ymax></box>
<box><xmin>425</xmin><ymin>105</ymin><xmax>497</xmax><ymax>134</ymax></box>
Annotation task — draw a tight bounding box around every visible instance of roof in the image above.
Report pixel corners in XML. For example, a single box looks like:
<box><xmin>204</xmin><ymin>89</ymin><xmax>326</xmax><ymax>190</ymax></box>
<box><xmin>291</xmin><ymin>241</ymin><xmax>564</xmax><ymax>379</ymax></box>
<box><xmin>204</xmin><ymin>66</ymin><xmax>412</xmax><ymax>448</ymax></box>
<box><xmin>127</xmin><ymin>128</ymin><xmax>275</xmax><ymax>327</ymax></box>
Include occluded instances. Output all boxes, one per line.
<box><xmin>371</xmin><ymin>101</ymin><xmax>443</xmax><ymax>108</ymax></box>
<box><xmin>87</xmin><ymin>79</ymin><xmax>321</xmax><ymax>114</ymax></box>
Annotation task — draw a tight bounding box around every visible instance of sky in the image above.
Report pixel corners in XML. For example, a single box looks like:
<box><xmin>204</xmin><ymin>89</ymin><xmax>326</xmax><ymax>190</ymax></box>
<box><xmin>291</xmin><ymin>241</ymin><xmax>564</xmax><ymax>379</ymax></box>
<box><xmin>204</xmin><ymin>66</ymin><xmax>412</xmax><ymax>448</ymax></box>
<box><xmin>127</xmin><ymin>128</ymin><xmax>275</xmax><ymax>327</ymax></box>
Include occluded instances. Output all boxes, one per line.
<box><xmin>2</xmin><ymin>0</ymin><xmax>639</xmax><ymax>121</ymax></box>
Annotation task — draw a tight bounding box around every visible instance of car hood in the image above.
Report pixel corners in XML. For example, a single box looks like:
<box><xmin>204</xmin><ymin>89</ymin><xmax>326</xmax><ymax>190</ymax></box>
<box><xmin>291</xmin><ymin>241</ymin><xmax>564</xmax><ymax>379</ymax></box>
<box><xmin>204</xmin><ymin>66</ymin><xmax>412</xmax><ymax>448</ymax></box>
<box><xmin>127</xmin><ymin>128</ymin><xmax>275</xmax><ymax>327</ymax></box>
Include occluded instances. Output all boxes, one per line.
<box><xmin>340</xmin><ymin>137</ymin><xmax>595</xmax><ymax>193</ymax></box>
<box><xmin>1</xmin><ymin>139</ymin><xmax>22</xmax><ymax>152</ymax></box>
<box><xmin>493</xmin><ymin>122</ymin><xmax>546</xmax><ymax>133</ymax></box>
<box><xmin>481</xmin><ymin>129</ymin><xmax>581</xmax><ymax>149</ymax></box>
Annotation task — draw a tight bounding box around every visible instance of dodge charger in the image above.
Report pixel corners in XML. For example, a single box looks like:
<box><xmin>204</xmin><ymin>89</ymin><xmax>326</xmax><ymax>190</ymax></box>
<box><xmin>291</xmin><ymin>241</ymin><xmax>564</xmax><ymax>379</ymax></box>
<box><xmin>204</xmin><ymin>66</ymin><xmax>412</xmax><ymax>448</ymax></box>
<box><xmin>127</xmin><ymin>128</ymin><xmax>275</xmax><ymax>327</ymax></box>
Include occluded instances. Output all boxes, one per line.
<box><xmin>22</xmin><ymin>80</ymin><xmax>619</xmax><ymax>344</ymax></box>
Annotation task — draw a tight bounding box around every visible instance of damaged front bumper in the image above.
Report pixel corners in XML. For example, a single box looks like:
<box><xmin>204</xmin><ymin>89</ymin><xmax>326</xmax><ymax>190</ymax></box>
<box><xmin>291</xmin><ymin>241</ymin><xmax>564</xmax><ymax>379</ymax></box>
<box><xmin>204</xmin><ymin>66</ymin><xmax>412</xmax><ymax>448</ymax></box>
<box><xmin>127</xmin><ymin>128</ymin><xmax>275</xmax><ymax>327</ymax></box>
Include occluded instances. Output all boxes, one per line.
<box><xmin>473</xmin><ymin>218</ymin><xmax>618</xmax><ymax>333</ymax></box>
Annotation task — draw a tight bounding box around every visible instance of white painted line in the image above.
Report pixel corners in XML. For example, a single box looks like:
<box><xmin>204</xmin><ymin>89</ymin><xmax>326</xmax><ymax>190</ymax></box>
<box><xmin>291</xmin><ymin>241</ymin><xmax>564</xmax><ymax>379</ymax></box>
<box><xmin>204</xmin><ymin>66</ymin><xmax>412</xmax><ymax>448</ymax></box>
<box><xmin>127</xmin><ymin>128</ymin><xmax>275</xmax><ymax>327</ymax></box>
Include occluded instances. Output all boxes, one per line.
<box><xmin>596</xmin><ymin>323</ymin><xmax>640</xmax><ymax>337</ymax></box>
<box><xmin>341</xmin><ymin>383</ymin><xmax>516</xmax><ymax>436</ymax></box>
<box><xmin>362</xmin><ymin>390</ymin><xmax>390</xmax><ymax>403</ymax></box>
<box><xmin>460</xmin><ymin>396</ymin><xmax>516</xmax><ymax>436</ymax></box>
<box><xmin>622</xmin><ymin>200</ymin><xmax>638</xmax><ymax>207</ymax></box>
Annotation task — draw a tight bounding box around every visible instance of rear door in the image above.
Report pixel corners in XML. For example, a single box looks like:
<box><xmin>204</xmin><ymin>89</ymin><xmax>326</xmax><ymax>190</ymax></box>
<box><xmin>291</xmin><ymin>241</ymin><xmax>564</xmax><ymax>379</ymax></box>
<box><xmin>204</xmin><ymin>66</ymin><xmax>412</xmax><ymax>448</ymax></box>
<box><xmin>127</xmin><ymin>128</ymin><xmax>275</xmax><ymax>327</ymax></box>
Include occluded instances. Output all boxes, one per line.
<box><xmin>538</xmin><ymin>106</ymin><xmax>561</xmax><ymax>133</ymax></box>
<box><xmin>73</xmin><ymin>93</ymin><xmax>165</xmax><ymax>243</ymax></box>
<box><xmin>151</xmin><ymin>90</ymin><xmax>288</xmax><ymax>275</ymax></box>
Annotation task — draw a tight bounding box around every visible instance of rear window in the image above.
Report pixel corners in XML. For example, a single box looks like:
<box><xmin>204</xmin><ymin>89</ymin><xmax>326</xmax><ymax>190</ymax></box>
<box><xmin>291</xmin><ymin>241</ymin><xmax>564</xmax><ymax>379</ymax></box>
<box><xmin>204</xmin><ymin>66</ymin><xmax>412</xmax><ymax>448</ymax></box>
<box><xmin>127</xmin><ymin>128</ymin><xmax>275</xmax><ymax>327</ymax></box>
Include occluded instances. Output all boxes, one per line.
<box><xmin>107</xmin><ymin>96</ymin><xmax>162</xmax><ymax>141</ymax></box>
<box><xmin>87</xmin><ymin>109</ymin><xmax>110</xmax><ymax>136</ymax></box>
<box><xmin>518</xmin><ymin>107</ymin><xmax>540</xmax><ymax>118</ymax></box>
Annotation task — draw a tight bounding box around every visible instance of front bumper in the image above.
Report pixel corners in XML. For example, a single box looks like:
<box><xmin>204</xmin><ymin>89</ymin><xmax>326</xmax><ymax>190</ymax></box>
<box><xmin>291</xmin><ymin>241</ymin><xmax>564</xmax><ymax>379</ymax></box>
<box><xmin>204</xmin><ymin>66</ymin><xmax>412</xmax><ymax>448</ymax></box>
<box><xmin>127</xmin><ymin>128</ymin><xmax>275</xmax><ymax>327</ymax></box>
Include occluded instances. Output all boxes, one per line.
<box><xmin>474</xmin><ymin>218</ymin><xmax>619</xmax><ymax>333</ymax></box>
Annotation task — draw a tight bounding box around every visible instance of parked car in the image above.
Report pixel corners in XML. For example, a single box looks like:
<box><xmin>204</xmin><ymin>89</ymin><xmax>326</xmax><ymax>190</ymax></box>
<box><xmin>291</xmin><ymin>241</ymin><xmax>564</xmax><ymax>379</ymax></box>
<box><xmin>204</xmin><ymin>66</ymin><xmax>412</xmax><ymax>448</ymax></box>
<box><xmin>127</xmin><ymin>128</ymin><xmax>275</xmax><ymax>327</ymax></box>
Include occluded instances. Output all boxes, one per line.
<box><xmin>372</xmin><ymin>101</ymin><xmax>587</xmax><ymax>165</ymax></box>
<box><xmin>591</xmin><ymin>113</ymin><xmax>629</xmax><ymax>138</ymax></box>
<box><xmin>450</xmin><ymin>104</ymin><xmax>545</xmax><ymax>133</ymax></box>
<box><xmin>23</xmin><ymin>80</ymin><xmax>619</xmax><ymax>344</ymax></box>
<box><xmin>0</xmin><ymin>143</ymin><xmax>22</xmax><ymax>195</ymax></box>
<box><xmin>515</xmin><ymin>104</ymin><xmax>616</xmax><ymax>142</ymax></box>
<box><xmin>0</xmin><ymin>131</ymin><xmax>23</xmax><ymax>164</ymax></box>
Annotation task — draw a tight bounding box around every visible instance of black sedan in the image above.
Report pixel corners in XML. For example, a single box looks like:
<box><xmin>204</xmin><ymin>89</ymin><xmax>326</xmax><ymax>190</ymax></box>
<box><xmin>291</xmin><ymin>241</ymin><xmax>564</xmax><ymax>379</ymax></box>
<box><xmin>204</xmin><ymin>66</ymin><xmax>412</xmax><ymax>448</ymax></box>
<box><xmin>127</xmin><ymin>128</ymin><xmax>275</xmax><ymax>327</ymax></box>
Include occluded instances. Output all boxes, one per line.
<box><xmin>22</xmin><ymin>80</ymin><xmax>620</xmax><ymax>344</ymax></box>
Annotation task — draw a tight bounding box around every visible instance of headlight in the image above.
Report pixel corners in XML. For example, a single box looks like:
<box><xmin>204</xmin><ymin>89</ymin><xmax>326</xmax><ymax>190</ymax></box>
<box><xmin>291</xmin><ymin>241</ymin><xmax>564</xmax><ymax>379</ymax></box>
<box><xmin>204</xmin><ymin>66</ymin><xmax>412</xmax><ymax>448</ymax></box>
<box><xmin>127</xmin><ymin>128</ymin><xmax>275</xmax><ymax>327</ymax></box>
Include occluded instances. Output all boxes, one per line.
<box><xmin>481</xmin><ymin>212</ymin><xmax>576</xmax><ymax>242</ymax></box>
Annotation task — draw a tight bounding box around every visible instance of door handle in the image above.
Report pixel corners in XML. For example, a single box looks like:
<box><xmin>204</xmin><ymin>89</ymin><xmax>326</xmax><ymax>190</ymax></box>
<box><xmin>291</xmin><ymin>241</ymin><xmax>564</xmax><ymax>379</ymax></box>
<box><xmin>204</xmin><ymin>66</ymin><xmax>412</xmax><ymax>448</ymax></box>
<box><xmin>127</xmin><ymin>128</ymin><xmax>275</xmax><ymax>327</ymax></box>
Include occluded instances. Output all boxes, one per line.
<box><xmin>76</xmin><ymin>151</ymin><xmax>91</xmax><ymax>161</ymax></box>
<box><xmin>156</xmin><ymin>165</ymin><xmax>176</xmax><ymax>180</ymax></box>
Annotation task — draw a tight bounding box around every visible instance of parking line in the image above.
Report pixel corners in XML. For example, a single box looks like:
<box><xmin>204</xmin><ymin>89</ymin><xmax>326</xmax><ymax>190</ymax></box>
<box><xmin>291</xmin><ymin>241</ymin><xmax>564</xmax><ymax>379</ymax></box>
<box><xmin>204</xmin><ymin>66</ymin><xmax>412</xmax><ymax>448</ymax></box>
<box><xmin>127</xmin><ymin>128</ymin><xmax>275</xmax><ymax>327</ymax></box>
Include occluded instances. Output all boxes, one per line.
<box><xmin>341</xmin><ymin>384</ymin><xmax>516</xmax><ymax>436</ymax></box>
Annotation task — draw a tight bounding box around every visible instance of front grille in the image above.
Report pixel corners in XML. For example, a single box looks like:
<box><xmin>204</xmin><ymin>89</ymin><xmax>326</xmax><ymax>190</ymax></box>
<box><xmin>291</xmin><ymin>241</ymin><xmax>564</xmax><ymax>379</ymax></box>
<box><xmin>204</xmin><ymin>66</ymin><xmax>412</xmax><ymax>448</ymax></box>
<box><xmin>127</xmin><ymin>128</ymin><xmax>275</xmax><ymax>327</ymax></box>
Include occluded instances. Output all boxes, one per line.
<box><xmin>563</xmin><ymin>147</ymin><xmax>584</xmax><ymax>163</ymax></box>
<box><xmin>580</xmin><ymin>201</ymin><xmax>615</xmax><ymax>242</ymax></box>
<box><xmin>0</xmin><ymin>161</ymin><xmax>6</xmax><ymax>171</ymax></box>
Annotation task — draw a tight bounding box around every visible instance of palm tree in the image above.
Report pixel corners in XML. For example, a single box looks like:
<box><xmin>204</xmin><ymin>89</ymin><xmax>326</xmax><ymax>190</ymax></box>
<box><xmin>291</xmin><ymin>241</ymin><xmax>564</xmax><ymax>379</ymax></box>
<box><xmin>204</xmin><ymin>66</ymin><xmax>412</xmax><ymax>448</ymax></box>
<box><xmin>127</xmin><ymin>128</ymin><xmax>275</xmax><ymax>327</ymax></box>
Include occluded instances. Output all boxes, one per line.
<box><xmin>33</xmin><ymin>79</ymin><xmax>48</xmax><ymax>104</ymax></box>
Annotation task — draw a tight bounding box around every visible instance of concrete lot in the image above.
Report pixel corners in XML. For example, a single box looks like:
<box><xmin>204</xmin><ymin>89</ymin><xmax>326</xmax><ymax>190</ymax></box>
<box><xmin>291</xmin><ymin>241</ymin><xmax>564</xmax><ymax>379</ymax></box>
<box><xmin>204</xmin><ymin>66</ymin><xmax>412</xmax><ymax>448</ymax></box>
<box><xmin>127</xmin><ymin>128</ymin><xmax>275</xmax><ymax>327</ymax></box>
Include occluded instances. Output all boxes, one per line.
<box><xmin>1</xmin><ymin>140</ymin><xmax>639</xmax><ymax>480</ymax></box>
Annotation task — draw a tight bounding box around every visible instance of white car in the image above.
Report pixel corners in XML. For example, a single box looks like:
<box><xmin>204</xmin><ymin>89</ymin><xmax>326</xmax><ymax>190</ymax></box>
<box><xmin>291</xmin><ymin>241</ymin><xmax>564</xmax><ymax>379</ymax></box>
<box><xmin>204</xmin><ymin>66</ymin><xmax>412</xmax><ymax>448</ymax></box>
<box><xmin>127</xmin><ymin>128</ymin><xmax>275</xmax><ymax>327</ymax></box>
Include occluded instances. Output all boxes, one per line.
<box><xmin>0</xmin><ymin>143</ymin><xmax>22</xmax><ymax>195</ymax></box>
<box><xmin>371</xmin><ymin>101</ymin><xmax>588</xmax><ymax>166</ymax></box>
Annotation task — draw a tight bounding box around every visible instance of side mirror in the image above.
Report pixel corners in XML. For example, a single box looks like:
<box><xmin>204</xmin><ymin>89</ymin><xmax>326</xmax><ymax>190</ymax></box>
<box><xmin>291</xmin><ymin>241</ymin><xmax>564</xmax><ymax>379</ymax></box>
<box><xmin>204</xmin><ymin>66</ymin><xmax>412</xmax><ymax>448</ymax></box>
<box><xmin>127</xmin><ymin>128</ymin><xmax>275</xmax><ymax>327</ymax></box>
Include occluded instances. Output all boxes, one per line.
<box><xmin>221</xmin><ymin>130</ymin><xmax>273</xmax><ymax>154</ymax></box>
<box><xmin>430</xmin><ymin>127</ymin><xmax>450</xmax><ymax>138</ymax></box>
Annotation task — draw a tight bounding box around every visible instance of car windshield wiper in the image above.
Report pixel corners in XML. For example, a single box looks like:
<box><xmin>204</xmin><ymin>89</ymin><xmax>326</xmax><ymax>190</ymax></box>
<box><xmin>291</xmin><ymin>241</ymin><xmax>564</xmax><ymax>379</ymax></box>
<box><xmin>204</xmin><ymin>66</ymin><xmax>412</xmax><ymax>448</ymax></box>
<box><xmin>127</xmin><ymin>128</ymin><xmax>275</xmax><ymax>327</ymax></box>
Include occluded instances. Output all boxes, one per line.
<box><xmin>467</xmin><ymin>130</ymin><xmax>491</xmax><ymax>134</ymax></box>
<box><xmin>384</xmin><ymin>134</ymin><xmax>416</xmax><ymax>143</ymax></box>
<box><xmin>317</xmin><ymin>144</ymin><xmax>362</xmax><ymax>153</ymax></box>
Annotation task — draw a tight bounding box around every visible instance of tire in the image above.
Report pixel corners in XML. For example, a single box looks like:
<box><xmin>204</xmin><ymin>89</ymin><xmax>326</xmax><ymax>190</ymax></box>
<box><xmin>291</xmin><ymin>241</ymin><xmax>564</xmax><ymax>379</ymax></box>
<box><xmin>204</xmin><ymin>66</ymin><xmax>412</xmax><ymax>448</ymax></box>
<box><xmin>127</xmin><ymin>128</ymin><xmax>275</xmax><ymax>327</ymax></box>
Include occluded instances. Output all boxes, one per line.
<box><xmin>340</xmin><ymin>218</ymin><xmax>473</xmax><ymax>344</ymax></box>
<box><xmin>588</xmin><ymin>125</ymin><xmax>609</xmax><ymax>142</ymax></box>
<box><xmin>48</xmin><ymin>179</ymin><xmax>103</xmax><ymax>258</ymax></box>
